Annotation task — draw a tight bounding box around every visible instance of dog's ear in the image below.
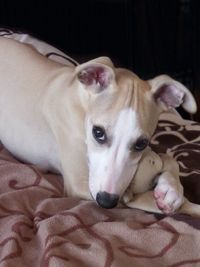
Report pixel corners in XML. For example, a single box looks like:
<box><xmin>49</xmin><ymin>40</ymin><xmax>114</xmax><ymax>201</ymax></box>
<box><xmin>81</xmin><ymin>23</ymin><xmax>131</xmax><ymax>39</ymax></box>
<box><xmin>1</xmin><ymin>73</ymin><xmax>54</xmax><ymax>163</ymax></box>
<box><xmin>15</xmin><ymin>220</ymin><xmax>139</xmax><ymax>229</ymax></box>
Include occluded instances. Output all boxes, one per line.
<box><xmin>76</xmin><ymin>57</ymin><xmax>115</xmax><ymax>92</ymax></box>
<box><xmin>149</xmin><ymin>75</ymin><xmax>197</xmax><ymax>114</ymax></box>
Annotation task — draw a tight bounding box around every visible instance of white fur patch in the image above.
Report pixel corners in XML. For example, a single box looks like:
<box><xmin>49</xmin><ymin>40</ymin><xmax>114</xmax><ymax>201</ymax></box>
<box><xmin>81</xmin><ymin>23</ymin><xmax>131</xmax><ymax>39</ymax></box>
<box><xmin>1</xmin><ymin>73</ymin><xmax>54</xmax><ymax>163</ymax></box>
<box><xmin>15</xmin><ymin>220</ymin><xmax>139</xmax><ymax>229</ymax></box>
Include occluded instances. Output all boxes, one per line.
<box><xmin>86</xmin><ymin>108</ymin><xmax>144</xmax><ymax>200</ymax></box>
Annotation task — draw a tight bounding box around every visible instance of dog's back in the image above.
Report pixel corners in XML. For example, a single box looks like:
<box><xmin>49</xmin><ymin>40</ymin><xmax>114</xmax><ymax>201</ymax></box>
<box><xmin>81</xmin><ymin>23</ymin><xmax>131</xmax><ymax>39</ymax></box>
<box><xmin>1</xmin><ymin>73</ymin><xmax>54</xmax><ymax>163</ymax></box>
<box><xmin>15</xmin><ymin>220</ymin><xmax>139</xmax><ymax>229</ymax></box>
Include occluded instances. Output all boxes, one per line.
<box><xmin>0</xmin><ymin>37</ymin><xmax>66</xmax><ymax>172</ymax></box>
<box><xmin>0</xmin><ymin>37</ymin><xmax>65</xmax><ymax>92</ymax></box>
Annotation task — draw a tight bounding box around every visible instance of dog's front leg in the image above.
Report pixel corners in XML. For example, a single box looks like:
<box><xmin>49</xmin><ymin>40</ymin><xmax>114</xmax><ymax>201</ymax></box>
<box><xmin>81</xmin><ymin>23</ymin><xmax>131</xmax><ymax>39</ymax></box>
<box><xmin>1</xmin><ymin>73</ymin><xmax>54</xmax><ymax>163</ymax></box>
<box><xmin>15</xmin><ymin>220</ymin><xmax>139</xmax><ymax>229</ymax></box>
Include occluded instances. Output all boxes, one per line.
<box><xmin>125</xmin><ymin>154</ymin><xmax>200</xmax><ymax>217</ymax></box>
<box><xmin>61</xmin><ymin>156</ymin><xmax>91</xmax><ymax>200</ymax></box>
<box><xmin>123</xmin><ymin>150</ymin><xmax>184</xmax><ymax>215</ymax></box>
<box><xmin>153</xmin><ymin>154</ymin><xmax>184</xmax><ymax>214</ymax></box>
<box><xmin>123</xmin><ymin>191</ymin><xmax>164</xmax><ymax>214</ymax></box>
<box><xmin>123</xmin><ymin>148</ymin><xmax>164</xmax><ymax>211</ymax></box>
<box><xmin>61</xmin><ymin>165</ymin><xmax>91</xmax><ymax>199</ymax></box>
<box><xmin>56</xmin><ymin>137</ymin><xmax>91</xmax><ymax>200</ymax></box>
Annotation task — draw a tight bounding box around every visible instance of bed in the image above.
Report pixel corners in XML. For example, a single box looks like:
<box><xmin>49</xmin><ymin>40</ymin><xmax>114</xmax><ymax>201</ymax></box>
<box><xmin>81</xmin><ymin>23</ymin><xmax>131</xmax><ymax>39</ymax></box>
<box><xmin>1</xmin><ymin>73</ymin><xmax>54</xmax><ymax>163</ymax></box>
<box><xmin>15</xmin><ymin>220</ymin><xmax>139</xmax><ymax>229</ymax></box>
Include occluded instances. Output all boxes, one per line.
<box><xmin>0</xmin><ymin>28</ymin><xmax>200</xmax><ymax>267</ymax></box>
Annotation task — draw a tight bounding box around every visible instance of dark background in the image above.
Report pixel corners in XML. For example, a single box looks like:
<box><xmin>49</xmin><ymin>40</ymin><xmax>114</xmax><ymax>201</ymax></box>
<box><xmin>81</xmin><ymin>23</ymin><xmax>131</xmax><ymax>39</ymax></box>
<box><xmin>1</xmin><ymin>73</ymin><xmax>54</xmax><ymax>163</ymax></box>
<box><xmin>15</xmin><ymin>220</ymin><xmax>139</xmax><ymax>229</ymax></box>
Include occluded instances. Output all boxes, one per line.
<box><xmin>0</xmin><ymin>0</ymin><xmax>200</xmax><ymax>120</ymax></box>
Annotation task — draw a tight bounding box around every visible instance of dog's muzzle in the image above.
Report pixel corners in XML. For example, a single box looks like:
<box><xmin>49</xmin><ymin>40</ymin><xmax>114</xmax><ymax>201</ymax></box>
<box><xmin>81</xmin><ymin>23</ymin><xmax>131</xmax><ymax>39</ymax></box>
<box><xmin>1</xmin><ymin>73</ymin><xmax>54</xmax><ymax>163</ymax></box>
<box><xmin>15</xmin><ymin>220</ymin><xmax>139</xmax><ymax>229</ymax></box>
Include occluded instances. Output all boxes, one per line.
<box><xmin>96</xmin><ymin>191</ymin><xmax>119</xmax><ymax>209</ymax></box>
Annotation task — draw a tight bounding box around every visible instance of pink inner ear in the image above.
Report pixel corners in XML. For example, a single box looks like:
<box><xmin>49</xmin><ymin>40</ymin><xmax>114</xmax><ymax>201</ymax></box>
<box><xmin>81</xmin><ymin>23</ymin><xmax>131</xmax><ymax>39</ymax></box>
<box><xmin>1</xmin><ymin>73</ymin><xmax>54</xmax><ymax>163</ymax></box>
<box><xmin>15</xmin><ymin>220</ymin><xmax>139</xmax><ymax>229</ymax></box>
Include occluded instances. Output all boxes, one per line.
<box><xmin>78</xmin><ymin>66</ymin><xmax>111</xmax><ymax>88</ymax></box>
<box><xmin>154</xmin><ymin>84</ymin><xmax>185</xmax><ymax>108</ymax></box>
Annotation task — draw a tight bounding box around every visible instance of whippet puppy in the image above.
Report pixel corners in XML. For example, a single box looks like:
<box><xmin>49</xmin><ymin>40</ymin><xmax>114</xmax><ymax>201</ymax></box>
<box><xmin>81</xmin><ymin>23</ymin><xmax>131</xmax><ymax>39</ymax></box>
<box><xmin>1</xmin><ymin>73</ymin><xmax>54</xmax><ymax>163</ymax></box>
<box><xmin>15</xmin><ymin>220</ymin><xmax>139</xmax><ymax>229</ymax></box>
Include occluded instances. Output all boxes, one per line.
<box><xmin>0</xmin><ymin>37</ymin><xmax>197</xmax><ymax>211</ymax></box>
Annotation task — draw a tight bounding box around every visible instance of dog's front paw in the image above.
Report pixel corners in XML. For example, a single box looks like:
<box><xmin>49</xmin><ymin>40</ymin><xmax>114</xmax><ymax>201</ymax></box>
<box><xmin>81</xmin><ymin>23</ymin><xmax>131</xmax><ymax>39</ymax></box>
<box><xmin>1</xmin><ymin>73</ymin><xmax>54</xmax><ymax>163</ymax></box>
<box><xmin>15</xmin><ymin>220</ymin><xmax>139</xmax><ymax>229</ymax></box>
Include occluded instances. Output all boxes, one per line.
<box><xmin>153</xmin><ymin>172</ymin><xmax>184</xmax><ymax>214</ymax></box>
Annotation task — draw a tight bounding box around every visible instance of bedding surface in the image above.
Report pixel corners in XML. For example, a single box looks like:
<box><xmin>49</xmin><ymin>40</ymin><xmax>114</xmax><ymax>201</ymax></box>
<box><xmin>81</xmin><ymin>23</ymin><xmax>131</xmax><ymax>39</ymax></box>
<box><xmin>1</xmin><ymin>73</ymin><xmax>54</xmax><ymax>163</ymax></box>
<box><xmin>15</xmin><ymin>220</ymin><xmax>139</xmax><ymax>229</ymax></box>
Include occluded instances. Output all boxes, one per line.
<box><xmin>0</xmin><ymin>29</ymin><xmax>200</xmax><ymax>267</ymax></box>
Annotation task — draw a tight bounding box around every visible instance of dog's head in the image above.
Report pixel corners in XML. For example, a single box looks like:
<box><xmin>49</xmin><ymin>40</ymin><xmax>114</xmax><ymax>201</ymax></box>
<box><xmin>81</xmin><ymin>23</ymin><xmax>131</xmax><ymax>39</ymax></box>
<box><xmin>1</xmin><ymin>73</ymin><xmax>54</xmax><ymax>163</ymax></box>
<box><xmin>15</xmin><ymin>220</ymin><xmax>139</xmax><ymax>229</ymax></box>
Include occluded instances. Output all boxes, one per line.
<box><xmin>76</xmin><ymin>57</ymin><xmax>197</xmax><ymax>209</ymax></box>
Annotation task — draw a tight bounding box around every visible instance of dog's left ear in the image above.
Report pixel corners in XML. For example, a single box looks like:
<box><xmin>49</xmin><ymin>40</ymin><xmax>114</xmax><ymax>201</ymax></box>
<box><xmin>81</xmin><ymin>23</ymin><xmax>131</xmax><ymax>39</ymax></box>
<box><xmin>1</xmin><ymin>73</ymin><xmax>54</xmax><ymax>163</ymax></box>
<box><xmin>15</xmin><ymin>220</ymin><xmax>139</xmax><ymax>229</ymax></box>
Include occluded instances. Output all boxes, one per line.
<box><xmin>76</xmin><ymin>57</ymin><xmax>115</xmax><ymax>93</ymax></box>
<box><xmin>149</xmin><ymin>75</ymin><xmax>197</xmax><ymax>114</ymax></box>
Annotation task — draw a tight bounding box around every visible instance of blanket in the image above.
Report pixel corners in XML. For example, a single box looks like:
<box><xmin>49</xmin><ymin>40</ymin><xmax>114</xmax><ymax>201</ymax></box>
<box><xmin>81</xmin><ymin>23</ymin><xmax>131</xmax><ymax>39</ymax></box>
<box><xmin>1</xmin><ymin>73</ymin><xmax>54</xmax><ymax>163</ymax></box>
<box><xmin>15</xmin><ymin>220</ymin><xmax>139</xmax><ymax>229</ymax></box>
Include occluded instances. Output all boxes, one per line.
<box><xmin>0</xmin><ymin>112</ymin><xmax>200</xmax><ymax>267</ymax></box>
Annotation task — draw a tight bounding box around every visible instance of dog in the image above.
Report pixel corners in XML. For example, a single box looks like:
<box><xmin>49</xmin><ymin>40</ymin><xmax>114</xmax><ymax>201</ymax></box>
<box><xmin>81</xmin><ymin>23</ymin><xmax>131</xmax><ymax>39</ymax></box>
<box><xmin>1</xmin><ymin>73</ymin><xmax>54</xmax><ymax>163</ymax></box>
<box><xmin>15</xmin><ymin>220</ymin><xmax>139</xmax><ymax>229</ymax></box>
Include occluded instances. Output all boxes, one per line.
<box><xmin>0</xmin><ymin>36</ymin><xmax>197</xmax><ymax>211</ymax></box>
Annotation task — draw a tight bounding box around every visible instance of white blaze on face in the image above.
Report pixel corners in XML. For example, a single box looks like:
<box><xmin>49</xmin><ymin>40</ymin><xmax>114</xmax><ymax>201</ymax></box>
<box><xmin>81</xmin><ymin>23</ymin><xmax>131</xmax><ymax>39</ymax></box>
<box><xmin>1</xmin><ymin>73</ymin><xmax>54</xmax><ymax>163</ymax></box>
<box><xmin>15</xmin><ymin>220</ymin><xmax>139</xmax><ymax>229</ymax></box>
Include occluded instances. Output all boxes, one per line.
<box><xmin>86</xmin><ymin>108</ymin><xmax>144</xmax><ymax>200</ymax></box>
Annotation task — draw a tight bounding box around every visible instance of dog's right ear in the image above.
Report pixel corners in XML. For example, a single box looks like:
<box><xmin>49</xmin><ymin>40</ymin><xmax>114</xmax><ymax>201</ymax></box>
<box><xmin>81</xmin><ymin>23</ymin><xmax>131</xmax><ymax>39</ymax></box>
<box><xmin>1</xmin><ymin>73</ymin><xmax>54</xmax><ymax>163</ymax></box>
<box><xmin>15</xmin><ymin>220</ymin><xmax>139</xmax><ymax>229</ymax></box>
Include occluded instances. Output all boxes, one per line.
<box><xmin>76</xmin><ymin>57</ymin><xmax>115</xmax><ymax>93</ymax></box>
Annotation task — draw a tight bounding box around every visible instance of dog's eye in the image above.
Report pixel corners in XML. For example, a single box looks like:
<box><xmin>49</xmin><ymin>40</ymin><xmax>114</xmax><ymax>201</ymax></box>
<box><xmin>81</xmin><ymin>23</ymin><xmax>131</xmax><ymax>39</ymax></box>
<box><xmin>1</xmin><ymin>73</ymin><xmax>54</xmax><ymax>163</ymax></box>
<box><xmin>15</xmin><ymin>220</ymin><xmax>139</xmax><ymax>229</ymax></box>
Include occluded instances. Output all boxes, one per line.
<box><xmin>134</xmin><ymin>137</ymin><xmax>149</xmax><ymax>151</ymax></box>
<box><xmin>92</xmin><ymin>126</ymin><xmax>107</xmax><ymax>144</ymax></box>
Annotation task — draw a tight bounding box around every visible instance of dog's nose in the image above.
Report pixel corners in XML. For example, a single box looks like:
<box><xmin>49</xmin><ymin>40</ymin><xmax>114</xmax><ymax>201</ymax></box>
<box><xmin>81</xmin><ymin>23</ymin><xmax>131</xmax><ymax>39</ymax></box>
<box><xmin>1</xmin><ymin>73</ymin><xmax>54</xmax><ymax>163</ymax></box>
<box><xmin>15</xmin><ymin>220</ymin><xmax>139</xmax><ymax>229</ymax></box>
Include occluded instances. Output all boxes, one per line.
<box><xmin>96</xmin><ymin>191</ymin><xmax>119</xmax><ymax>209</ymax></box>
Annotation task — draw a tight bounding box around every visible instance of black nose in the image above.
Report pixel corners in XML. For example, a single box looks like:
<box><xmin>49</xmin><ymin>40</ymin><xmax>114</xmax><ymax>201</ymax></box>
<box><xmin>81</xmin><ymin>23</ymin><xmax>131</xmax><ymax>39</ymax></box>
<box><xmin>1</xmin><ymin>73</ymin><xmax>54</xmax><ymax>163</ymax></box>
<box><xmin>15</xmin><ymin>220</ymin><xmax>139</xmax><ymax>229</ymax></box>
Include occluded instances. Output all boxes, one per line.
<box><xmin>96</xmin><ymin>191</ymin><xmax>119</xmax><ymax>209</ymax></box>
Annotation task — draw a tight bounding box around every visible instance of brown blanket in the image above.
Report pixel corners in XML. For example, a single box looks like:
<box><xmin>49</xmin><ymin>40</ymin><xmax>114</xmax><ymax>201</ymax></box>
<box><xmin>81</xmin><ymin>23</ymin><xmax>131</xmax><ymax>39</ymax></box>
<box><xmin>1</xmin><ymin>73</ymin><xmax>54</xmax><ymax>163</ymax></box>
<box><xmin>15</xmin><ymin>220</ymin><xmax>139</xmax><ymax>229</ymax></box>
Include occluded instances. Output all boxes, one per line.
<box><xmin>0</xmin><ymin>112</ymin><xmax>200</xmax><ymax>267</ymax></box>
